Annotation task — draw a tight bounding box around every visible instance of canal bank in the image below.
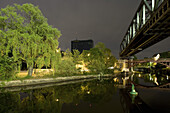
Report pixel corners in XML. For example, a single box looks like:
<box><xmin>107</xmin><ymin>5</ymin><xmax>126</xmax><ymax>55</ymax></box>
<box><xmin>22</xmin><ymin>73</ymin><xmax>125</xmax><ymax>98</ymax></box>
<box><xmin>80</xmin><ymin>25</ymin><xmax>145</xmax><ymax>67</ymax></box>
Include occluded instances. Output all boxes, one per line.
<box><xmin>0</xmin><ymin>74</ymin><xmax>114</xmax><ymax>88</ymax></box>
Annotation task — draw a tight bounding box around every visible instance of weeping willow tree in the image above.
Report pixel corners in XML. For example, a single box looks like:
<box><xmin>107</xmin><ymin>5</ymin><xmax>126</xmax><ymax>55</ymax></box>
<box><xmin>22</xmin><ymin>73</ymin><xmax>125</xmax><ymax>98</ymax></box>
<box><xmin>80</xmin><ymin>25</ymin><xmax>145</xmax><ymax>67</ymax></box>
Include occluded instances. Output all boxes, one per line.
<box><xmin>0</xmin><ymin>3</ymin><xmax>61</xmax><ymax>76</ymax></box>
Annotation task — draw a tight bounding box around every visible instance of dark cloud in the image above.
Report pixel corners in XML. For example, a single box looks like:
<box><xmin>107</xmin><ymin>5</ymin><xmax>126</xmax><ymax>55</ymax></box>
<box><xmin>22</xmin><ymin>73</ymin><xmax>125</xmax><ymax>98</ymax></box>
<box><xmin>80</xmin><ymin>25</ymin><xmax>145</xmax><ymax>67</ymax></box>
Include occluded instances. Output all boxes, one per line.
<box><xmin>0</xmin><ymin>0</ymin><xmax>169</xmax><ymax>58</ymax></box>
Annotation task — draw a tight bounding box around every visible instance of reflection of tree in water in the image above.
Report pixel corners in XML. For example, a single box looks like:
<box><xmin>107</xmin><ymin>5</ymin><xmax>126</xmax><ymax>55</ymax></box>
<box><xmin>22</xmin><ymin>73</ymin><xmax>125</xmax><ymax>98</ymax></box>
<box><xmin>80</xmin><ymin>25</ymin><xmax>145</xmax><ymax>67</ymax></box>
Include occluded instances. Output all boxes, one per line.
<box><xmin>0</xmin><ymin>93</ymin><xmax>20</xmax><ymax>113</ymax></box>
<box><xmin>80</xmin><ymin>80</ymin><xmax>116</xmax><ymax>104</ymax></box>
<box><xmin>0</xmin><ymin>79</ymin><xmax>118</xmax><ymax>113</ymax></box>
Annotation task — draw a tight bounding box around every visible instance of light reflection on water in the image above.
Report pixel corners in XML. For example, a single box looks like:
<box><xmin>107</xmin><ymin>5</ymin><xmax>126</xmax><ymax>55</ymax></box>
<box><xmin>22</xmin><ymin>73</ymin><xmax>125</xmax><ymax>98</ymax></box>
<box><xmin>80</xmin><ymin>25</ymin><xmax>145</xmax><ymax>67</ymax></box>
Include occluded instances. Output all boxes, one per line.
<box><xmin>0</xmin><ymin>74</ymin><xmax>169</xmax><ymax>113</ymax></box>
<box><xmin>0</xmin><ymin>78</ymin><xmax>123</xmax><ymax>113</ymax></box>
<box><xmin>128</xmin><ymin>73</ymin><xmax>170</xmax><ymax>87</ymax></box>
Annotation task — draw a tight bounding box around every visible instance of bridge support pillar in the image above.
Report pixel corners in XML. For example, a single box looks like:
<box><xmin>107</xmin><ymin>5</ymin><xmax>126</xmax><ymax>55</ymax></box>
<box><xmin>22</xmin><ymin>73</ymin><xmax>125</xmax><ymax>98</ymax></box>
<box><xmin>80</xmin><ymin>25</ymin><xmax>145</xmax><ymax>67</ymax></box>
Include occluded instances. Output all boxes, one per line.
<box><xmin>129</xmin><ymin>57</ymin><xmax>134</xmax><ymax>72</ymax></box>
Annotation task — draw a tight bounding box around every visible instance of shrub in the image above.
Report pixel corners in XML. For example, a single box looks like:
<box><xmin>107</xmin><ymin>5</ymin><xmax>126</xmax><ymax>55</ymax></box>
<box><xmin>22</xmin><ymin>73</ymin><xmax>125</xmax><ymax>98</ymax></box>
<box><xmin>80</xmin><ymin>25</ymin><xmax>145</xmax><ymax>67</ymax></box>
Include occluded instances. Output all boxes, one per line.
<box><xmin>57</xmin><ymin>57</ymin><xmax>78</xmax><ymax>76</ymax></box>
<box><xmin>0</xmin><ymin>56</ymin><xmax>17</xmax><ymax>80</ymax></box>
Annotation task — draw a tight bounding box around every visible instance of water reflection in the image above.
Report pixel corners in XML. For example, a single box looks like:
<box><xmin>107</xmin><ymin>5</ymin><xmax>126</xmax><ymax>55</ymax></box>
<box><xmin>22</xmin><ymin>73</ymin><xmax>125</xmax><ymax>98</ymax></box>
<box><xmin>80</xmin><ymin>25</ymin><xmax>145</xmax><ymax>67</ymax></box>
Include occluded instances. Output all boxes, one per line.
<box><xmin>119</xmin><ymin>88</ymin><xmax>154</xmax><ymax>113</ymax></box>
<box><xmin>130</xmin><ymin>73</ymin><xmax>170</xmax><ymax>87</ymax></box>
<box><xmin>0</xmin><ymin>74</ymin><xmax>169</xmax><ymax>113</ymax></box>
<box><xmin>118</xmin><ymin>72</ymin><xmax>170</xmax><ymax>113</ymax></box>
<box><xmin>0</xmin><ymin>79</ymin><xmax>120</xmax><ymax>113</ymax></box>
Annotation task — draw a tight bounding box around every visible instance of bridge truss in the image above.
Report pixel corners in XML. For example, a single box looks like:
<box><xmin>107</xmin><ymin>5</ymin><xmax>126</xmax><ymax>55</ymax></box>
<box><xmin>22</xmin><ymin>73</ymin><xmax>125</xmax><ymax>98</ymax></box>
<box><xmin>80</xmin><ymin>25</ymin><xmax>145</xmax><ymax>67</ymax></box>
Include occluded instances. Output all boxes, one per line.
<box><xmin>120</xmin><ymin>0</ymin><xmax>170</xmax><ymax>57</ymax></box>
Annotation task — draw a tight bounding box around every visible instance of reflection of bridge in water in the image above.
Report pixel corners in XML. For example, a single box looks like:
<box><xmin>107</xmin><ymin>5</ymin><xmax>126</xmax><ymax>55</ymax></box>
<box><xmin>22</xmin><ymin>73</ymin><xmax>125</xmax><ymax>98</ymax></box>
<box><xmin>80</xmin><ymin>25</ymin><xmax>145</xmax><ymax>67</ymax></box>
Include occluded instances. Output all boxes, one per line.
<box><xmin>116</xmin><ymin>73</ymin><xmax>170</xmax><ymax>90</ymax></box>
<box><xmin>119</xmin><ymin>87</ymin><xmax>170</xmax><ymax>113</ymax></box>
<box><xmin>118</xmin><ymin>73</ymin><xmax>170</xmax><ymax>113</ymax></box>
<box><xmin>119</xmin><ymin>88</ymin><xmax>154</xmax><ymax>113</ymax></box>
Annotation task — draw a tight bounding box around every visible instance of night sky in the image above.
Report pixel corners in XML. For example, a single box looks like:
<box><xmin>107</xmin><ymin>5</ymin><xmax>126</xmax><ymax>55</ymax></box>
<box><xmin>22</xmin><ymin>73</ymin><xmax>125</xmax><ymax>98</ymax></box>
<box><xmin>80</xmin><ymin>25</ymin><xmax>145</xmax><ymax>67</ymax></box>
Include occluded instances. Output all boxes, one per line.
<box><xmin>0</xmin><ymin>0</ymin><xmax>169</xmax><ymax>59</ymax></box>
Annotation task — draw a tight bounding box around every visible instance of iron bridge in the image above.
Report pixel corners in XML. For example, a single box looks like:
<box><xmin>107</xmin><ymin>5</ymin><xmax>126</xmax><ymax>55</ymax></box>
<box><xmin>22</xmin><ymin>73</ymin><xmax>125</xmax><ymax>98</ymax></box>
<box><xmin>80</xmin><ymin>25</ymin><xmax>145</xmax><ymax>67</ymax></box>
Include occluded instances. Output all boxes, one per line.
<box><xmin>120</xmin><ymin>0</ymin><xmax>170</xmax><ymax>57</ymax></box>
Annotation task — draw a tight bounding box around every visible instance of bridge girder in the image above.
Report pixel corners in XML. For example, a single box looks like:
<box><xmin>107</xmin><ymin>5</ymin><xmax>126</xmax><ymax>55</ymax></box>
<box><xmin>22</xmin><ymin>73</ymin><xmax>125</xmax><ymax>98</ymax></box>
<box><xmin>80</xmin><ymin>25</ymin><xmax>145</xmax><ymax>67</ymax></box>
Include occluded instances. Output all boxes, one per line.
<box><xmin>120</xmin><ymin>0</ymin><xmax>170</xmax><ymax>57</ymax></box>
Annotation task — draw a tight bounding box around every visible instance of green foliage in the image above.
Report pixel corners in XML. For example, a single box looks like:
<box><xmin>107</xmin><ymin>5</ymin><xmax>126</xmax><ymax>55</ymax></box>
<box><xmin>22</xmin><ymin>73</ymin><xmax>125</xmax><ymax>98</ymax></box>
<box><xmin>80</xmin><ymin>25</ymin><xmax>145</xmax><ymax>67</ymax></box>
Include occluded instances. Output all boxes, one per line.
<box><xmin>0</xmin><ymin>3</ymin><xmax>61</xmax><ymax>76</ymax></box>
<box><xmin>57</xmin><ymin>50</ymin><xmax>78</xmax><ymax>76</ymax></box>
<box><xmin>82</xmin><ymin>42</ymin><xmax>117</xmax><ymax>74</ymax></box>
<box><xmin>82</xmin><ymin>48</ymin><xmax>105</xmax><ymax>73</ymax></box>
<box><xmin>0</xmin><ymin>55</ymin><xmax>17</xmax><ymax>80</ymax></box>
<box><xmin>95</xmin><ymin>42</ymin><xmax>117</xmax><ymax>67</ymax></box>
<box><xmin>72</xmin><ymin>49</ymin><xmax>82</xmax><ymax>64</ymax></box>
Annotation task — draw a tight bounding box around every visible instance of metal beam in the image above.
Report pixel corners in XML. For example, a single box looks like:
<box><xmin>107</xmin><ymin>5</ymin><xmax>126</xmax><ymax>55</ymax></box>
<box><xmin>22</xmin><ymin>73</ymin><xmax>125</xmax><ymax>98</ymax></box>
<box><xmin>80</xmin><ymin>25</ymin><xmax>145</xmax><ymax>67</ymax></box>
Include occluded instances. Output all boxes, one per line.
<box><xmin>137</xmin><ymin>12</ymin><xmax>140</xmax><ymax>30</ymax></box>
<box><xmin>133</xmin><ymin>21</ymin><xmax>136</xmax><ymax>38</ymax></box>
<box><xmin>120</xmin><ymin>0</ymin><xmax>169</xmax><ymax>57</ymax></box>
<box><xmin>144</xmin><ymin>0</ymin><xmax>152</xmax><ymax>11</ymax></box>
<box><xmin>143</xmin><ymin>4</ymin><xmax>146</xmax><ymax>25</ymax></box>
<box><xmin>152</xmin><ymin>0</ymin><xmax>155</xmax><ymax>11</ymax></box>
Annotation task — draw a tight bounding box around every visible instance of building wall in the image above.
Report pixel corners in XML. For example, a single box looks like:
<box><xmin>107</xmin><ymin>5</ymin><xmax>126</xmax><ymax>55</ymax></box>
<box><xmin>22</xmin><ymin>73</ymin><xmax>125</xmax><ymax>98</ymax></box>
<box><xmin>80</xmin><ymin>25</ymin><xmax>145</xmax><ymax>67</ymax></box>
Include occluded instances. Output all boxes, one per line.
<box><xmin>71</xmin><ymin>39</ymin><xmax>94</xmax><ymax>53</ymax></box>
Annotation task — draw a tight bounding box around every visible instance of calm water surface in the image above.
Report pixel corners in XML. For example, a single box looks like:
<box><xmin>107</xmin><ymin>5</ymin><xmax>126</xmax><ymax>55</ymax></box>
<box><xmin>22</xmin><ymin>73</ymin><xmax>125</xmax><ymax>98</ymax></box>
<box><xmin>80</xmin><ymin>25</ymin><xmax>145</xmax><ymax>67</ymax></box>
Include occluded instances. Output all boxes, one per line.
<box><xmin>0</xmin><ymin>73</ymin><xmax>170</xmax><ymax>113</ymax></box>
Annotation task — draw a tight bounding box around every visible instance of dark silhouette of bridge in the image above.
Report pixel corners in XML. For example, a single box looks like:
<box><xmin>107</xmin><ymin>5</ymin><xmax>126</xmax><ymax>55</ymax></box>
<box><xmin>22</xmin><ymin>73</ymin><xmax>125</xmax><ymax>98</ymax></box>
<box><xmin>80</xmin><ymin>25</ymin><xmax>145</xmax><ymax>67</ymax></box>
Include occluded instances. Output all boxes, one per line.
<box><xmin>120</xmin><ymin>0</ymin><xmax>170</xmax><ymax>57</ymax></box>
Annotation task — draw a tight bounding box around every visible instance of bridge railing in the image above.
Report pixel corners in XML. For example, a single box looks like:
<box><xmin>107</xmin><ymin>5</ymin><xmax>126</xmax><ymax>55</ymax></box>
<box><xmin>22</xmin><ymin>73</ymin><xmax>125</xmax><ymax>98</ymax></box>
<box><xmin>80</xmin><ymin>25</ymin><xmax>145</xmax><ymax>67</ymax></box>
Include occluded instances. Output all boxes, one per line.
<box><xmin>120</xmin><ymin>0</ymin><xmax>169</xmax><ymax>54</ymax></box>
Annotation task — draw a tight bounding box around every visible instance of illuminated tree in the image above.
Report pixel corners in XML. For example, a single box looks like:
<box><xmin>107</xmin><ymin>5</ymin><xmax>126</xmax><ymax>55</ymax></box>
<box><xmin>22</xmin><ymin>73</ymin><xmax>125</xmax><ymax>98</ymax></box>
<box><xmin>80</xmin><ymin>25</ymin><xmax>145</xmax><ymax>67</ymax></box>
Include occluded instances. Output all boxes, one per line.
<box><xmin>95</xmin><ymin>42</ymin><xmax>117</xmax><ymax>66</ymax></box>
<box><xmin>57</xmin><ymin>49</ymin><xmax>77</xmax><ymax>76</ymax></box>
<box><xmin>82</xmin><ymin>48</ymin><xmax>105</xmax><ymax>73</ymax></box>
<box><xmin>82</xmin><ymin>42</ymin><xmax>117</xmax><ymax>74</ymax></box>
<box><xmin>0</xmin><ymin>3</ymin><xmax>61</xmax><ymax>76</ymax></box>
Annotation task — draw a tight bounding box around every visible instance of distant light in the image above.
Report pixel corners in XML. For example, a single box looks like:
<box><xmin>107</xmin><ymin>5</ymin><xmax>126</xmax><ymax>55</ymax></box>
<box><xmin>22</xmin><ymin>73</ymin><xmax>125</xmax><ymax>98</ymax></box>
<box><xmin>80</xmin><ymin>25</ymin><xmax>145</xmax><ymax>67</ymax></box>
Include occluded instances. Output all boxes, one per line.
<box><xmin>87</xmin><ymin>53</ymin><xmax>90</xmax><ymax>56</ymax></box>
<box><xmin>113</xmin><ymin>78</ymin><xmax>117</xmax><ymax>82</ymax></box>
<box><xmin>108</xmin><ymin>67</ymin><xmax>114</xmax><ymax>69</ymax></box>
<box><xmin>138</xmin><ymin>74</ymin><xmax>141</xmax><ymax>77</ymax></box>
<box><xmin>154</xmin><ymin>77</ymin><xmax>159</xmax><ymax>85</ymax></box>
<box><xmin>87</xmin><ymin>91</ymin><xmax>90</xmax><ymax>94</ymax></box>
<box><xmin>56</xmin><ymin>50</ymin><xmax>59</xmax><ymax>53</ymax></box>
<box><xmin>56</xmin><ymin>99</ymin><xmax>59</xmax><ymax>101</ymax></box>
<box><xmin>154</xmin><ymin>54</ymin><xmax>160</xmax><ymax>61</ymax></box>
<box><xmin>167</xmin><ymin>76</ymin><xmax>169</xmax><ymax>80</ymax></box>
<box><xmin>149</xmin><ymin>74</ymin><xmax>152</xmax><ymax>81</ymax></box>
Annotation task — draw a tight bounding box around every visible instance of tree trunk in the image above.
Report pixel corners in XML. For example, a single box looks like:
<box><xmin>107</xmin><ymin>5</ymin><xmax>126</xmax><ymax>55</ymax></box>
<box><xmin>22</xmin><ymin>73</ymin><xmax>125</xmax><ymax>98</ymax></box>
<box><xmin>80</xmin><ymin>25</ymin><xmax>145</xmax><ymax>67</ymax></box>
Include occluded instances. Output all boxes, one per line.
<box><xmin>28</xmin><ymin>66</ymin><xmax>33</xmax><ymax>76</ymax></box>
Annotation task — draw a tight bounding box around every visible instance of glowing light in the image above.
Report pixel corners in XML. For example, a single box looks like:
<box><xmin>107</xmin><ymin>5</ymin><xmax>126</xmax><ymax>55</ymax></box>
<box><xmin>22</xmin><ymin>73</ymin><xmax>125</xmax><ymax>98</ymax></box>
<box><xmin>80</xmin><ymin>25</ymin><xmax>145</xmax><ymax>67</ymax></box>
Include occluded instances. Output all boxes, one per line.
<box><xmin>113</xmin><ymin>78</ymin><xmax>117</xmax><ymax>82</ymax></box>
<box><xmin>108</xmin><ymin>67</ymin><xmax>114</xmax><ymax>69</ymax></box>
<box><xmin>149</xmin><ymin>74</ymin><xmax>152</xmax><ymax>81</ymax></box>
<box><xmin>154</xmin><ymin>54</ymin><xmax>160</xmax><ymax>61</ymax></box>
<box><xmin>87</xmin><ymin>91</ymin><xmax>90</xmax><ymax>94</ymax></box>
<box><xmin>56</xmin><ymin>49</ymin><xmax>60</xmax><ymax>53</ymax></box>
<box><xmin>87</xmin><ymin>53</ymin><xmax>90</xmax><ymax>56</ymax></box>
<box><xmin>154</xmin><ymin>77</ymin><xmax>159</xmax><ymax>85</ymax></box>
<box><xmin>138</xmin><ymin>74</ymin><xmax>141</xmax><ymax>77</ymax></box>
<box><xmin>167</xmin><ymin>76</ymin><xmax>169</xmax><ymax>80</ymax></box>
<box><xmin>56</xmin><ymin>99</ymin><xmax>59</xmax><ymax>101</ymax></box>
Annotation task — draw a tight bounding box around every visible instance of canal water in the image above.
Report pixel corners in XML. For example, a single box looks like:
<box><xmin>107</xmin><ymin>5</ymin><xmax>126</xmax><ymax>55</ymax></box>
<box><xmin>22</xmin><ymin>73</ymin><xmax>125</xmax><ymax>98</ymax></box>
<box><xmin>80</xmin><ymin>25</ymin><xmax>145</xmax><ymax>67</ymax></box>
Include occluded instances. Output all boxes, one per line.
<box><xmin>0</xmin><ymin>73</ymin><xmax>170</xmax><ymax>113</ymax></box>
